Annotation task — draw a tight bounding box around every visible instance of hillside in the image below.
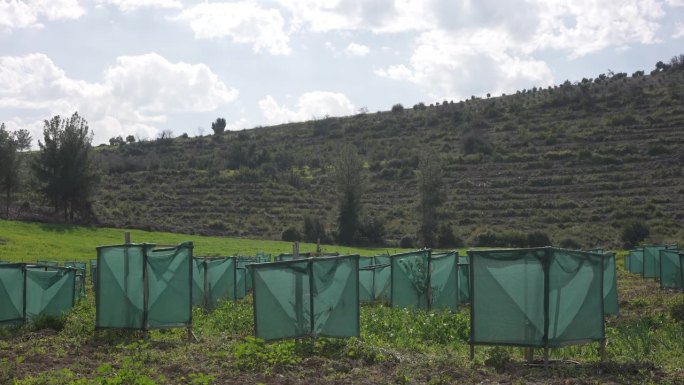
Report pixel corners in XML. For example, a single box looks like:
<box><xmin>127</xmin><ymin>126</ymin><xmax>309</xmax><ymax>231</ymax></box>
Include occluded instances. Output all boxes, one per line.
<box><xmin>13</xmin><ymin>62</ymin><xmax>684</xmax><ymax>247</ymax></box>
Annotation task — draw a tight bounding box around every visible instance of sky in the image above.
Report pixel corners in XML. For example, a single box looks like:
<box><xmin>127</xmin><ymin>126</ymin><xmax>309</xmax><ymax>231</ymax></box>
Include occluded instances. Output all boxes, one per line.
<box><xmin>1</xmin><ymin>0</ymin><xmax>683</xmax><ymax>146</ymax></box>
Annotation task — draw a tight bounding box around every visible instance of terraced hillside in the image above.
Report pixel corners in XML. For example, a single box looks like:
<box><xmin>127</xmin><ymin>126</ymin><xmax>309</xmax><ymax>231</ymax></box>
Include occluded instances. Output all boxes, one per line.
<box><xmin>16</xmin><ymin>63</ymin><xmax>684</xmax><ymax>247</ymax></box>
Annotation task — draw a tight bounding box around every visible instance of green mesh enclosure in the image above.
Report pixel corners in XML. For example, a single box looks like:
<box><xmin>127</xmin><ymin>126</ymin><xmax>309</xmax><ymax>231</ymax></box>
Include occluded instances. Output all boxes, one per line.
<box><xmin>0</xmin><ymin>264</ymin><xmax>26</xmax><ymax>324</ymax></box>
<box><xmin>430</xmin><ymin>252</ymin><xmax>459</xmax><ymax>310</ymax></box>
<box><xmin>64</xmin><ymin>262</ymin><xmax>87</xmax><ymax>298</ymax></box>
<box><xmin>37</xmin><ymin>260</ymin><xmax>58</xmax><ymax>267</ymax></box>
<box><xmin>469</xmin><ymin>247</ymin><xmax>605</xmax><ymax>349</ymax></box>
<box><xmin>256</xmin><ymin>252</ymin><xmax>272</xmax><ymax>262</ymax></box>
<box><xmin>358</xmin><ymin>256</ymin><xmax>390</xmax><ymax>302</ymax></box>
<box><xmin>276</xmin><ymin>253</ymin><xmax>311</xmax><ymax>262</ymax></box>
<box><xmin>629</xmin><ymin>249</ymin><xmax>644</xmax><ymax>274</ymax></box>
<box><xmin>390</xmin><ymin>250</ymin><xmax>430</xmax><ymax>309</ymax></box>
<box><xmin>642</xmin><ymin>245</ymin><xmax>666</xmax><ymax>279</ymax></box>
<box><xmin>95</xmin><ymin>242</ymin><xmax>193</xmax><ymax>330</ymax></box>
<box><xmin>252</xmin><ymin>255</ymin><xmax>359</xmax><ymax>341</ymax></box>
<box><xmin>623</xmin><ymin>254</ymin><xmax>630</xmax><ymax>271</ymax></box>
<box><xmin>89</xmin><ymin>259</ymin><xmax>97</xmax><ymax>285</ymax></box>
<box><xmin>26</xmin><ymin>267</ymin><xmax>77</xmax><ymax>320</ymax></box>
<box><xmin>659</xmin><ymin>250</ymin><xmax>683</xmax><ymax>290</ymax></box>
<box><xmin>237</xmin><ymin>257</ymin><xmax>259</xmax><ymax>291</ymax></box>
<box><xmin>193</xmin><ymin>257</ymin><xmax>237</xmax><ymax>308</ymax></box>
<box><xmin>0</xmin><ymin>264</ymin><xmax>77</xmax><ymax>324</ymax></box>
<box><xmin>602</xmin><ymin>253</ymin><xmax>619</xmax><ymax>315</ymax></box>
<box><xmin>359</xmin><ymin>266</ymin><xmax>374</xmax><ymax>302</ymax></box>
<box><xmin>236</xmin><ymin>267</ymin><xmax>247</xmax><ymax>299</ymax></box>
<box><xmin>458</xmin><ymin>256</ymin><xmax>470</xmax><ymax>304</ymax></box>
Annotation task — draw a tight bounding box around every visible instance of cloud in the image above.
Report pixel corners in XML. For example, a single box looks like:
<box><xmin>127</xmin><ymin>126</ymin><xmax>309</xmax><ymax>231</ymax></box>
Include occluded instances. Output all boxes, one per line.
<box><xmin>376</xmin><ymin>29</ymin><xmax>554</xmax><ymax>101</ymax></box>
<box><xmin>0</xmin><ymin>52</ymin><xmax>238</xmax><ymax>144</ymax></box>
<box><xmin>674</xmin><ymin>22</ymin><xmax>684</xmax><ymax>38</ymax></box>
<box><xmin>173</xmin><ymin>1</ymin><xmax>291</xmax><ymax>55</ymax></box>
<box><xmin>666</xmin><ymin>0</ymin><xmax>684</xmax><ymax>6</ymax></box>
<box><xmin>259</xmin><ymin>91</ymin><xmax>355</xmax><ymax>124</ymax></box>
<box><xmin>95</xmin><ymin>0</ymin><xmax>182</xmax><ymax>12</ymax></box>
<box><xmin>528</xmin><ymin>0</ymin><xmax>665</xmax><ymax>57</ymax></box>
<box><xmin>344</xmin><ymin>42</ymin><xmax>369</xmax><ymax>56</ymax></box>
<box><xmin>0</xmin><ymin>0</ymin><xmax>84</xmax><ymax>30</ymax></box>
<box><xmin>277</xmin><ymin>0</ymin><xmax>437</xmax><ymax>33</ymax></box>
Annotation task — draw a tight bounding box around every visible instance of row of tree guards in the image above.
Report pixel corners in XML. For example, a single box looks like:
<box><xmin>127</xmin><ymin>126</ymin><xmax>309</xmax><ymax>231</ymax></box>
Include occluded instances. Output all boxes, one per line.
<box><xmin>2</xmin><ymin>232</ymin><xmax>622</xmax><ymax>367</ymax></box>
<box><xmin>623</xmin><ymin>244</ymin><xmax>683</xmax><ymax>290</ymax></box>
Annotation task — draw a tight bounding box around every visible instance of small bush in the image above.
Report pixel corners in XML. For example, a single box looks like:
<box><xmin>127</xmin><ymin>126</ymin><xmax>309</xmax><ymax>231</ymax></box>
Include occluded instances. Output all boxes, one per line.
<box><xmin>391</xmin><ymin>103</ymin><xmax>405</xmax><ymax>113</ymax></box>
<box><xmin>437</xmin><ymin>224</ymin><xmax>464</xmax><ymax>248</ymax></box>
<box><xmin>527</xmin><ymin>230</ymin><xmax>551</xmax><ymax>247</ymax></box>
<box><xmin>281</xmin><ymin>227</ymin><xmax>301</xmax><ymax>242</ymax></box>
<box><xmin>358</xmin><ymin>215</ymin><xmax>386</xmax><ymax>245</ymax></box>
<box><xmin>621</xmin><ymin>220</ymin><xmax>649</xmax><ymax>248</ymax></box>
<box><xmin>559</xmin><ymin>238</ymin><xmax>582</xmax><ymax>249</ymax></box>
<box><xmin>484</xmin><ymin>346</ymin><xmax>511</xmax><ymax>373</ymax></box>
<box><xmin>399</xmin><ymin>235</ymin><xmax>414</xmax><ymax>248</ymax></box>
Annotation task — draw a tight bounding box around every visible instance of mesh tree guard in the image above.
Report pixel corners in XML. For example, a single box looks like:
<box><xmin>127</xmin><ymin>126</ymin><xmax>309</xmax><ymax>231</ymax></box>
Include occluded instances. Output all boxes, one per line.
<box><xmin>89</xmin><ymin>259</ymin><xmax>97</xmax><ymax>285</ymax></box>
<box><xmin>642</xmin><ymin>245</ymin><xmax>666</xmax><ymax>279</ymax></box>
<box><xmin>659</xmin><ymin>249</ymin><xmax>683</xmax><ymax>290</ymax></box>
<box><xmin>95</xmin><ymin>242</ymin><xmax>193</xmax><ymax>331</ymax></box>
<box><xmin>390</xmin><ymin>250</ymin><xmax>430</xmax><ymax>309</ymax></box>
<box><xmin>193</xmin><ymin>257</ymin><xmax>237</xmax><ymax>308</ymax></box>
<box><xmin>628</xmin><ymin>248</ymin><xmax>644</xmax><ymax>274</ymax></box>
<box><xmin>602</xmin><ymin>253</ymin><xmax>619</xmax><ymax>316</ymax></box>
<box><xmin>430</xmin><ymin>252</ymin><xmax>459</xmax><ymax>310</ymax></box>
<box><xmin>458</xmin><ymin>256</ymin><xmax>470</xmax><ymax>304</ymax></box>
<box><xmin>236</xmin><ymin>267</ymin><xmax>247</xmax><ymax>299</ymax></box>
<box><xmin>358</xmin><ymin>256</ymin><xmax>390</xmax><ymax>303</ymax></box>
<box><xmin>389</xmin><ymin>250</ymin><xmax>461</xmax><ymax>310</ymax></box>
<box><xmin>64</xmin><ymin>261</ymin><xmax>87</xmax><ymax>298</ymax></box>
<box><xmin>468</xmin><ymin>247</ymin><xmax>605</xmax><ymax>356</ymax></box>
<box><xmin>0</xmin><ymin>264</ymin><xmax>77</xmax><ymax>324</ymax></box>
<box><xmin>252</xmin><ymin>255</ymin><xmax>359</xmax><ymax>341</ymax></box>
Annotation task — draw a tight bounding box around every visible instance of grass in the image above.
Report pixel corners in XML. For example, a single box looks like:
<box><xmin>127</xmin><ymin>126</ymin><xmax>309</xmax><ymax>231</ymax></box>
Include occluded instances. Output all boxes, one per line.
<box><xmin>0</xmin><ymin>219</ymin><xmax>408</xmax><ymax>263</ymax></box>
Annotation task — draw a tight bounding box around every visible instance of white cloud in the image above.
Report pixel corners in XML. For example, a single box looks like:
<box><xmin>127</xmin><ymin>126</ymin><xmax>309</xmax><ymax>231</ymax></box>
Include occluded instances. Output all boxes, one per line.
<box><xmin>259</xmin><ymin>91</ymin><xmax>355</xmax><ymax>124</ymax></box>
<box><xmin>96</xmin><ymin>0</ymin><xmax>182</xmax><ymax>12</ymax></box>
<box><xmin>344</xmin><ymin>42</ymin><xmax>369</xmax><ymax>56</ymax></box>
<box><xmin>173</xmin><ymin>1</ymin><xmax>290</xmax><ymax>55</ymax></box>
<box><xmin>376</xmin><ymin>29</ymin><xmax>554</xmax><ymax>101</ymax></box>
<box><xmin>528</xmin><ymin>0</ymin><xmax>665</xmax><ymax>57</ymax></box>
<box><xmin>277</xmin><ymin>0</ymin><xmax>437</xmax><ymax>33</ymax></box>
<box><xmin>674</xmin><ymin>22</ymin><xmax>684</xmax><ymax>38</ymax></box>
<box><xmin>0</xmin><ymin>52</ymin><xmax>238</xmax><ymax>144</ymax></box>
<box><xmin>666</xmin><ymin>0</ymin><xmax>684</xmax><ymax>6</ymax></box>
<box><xmin>0</xmin><ymin>0</ymin><xmax>84</xmax><ymax>30</ymax></box>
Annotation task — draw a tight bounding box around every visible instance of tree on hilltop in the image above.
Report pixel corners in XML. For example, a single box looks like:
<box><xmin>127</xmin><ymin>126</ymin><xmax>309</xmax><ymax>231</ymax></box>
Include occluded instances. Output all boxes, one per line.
<box><xmin>212</xmin><ymin>117</ymin><xmax>227</xmax><ymax>135</ymax></box>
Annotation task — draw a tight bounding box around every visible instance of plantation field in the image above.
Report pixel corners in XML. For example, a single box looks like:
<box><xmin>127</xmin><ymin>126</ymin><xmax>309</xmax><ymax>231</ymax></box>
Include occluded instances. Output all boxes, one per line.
<box><xmin>1</xmin><ymin>220</ymin><xmax>683</xmax><ymax>384</ymax></box>
<box><xmin>0</xmin><ymin>220</ymin><xmax>405</xmax><ymax>263</ymax></box>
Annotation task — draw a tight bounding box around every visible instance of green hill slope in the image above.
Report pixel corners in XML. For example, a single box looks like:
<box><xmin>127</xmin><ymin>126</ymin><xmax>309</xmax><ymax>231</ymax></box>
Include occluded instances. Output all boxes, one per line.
<box><xmin>14</xmin><ymin>63</ymin><xmax>684</xmax><ymax>247</ymax></box>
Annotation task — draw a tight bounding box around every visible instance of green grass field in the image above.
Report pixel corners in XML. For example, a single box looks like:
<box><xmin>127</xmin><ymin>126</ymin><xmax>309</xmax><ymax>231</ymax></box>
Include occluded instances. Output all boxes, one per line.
<box><xmin>0</xmin><ymin>220</ymin><xmax>408</xmax><ymax>263</ymax></box>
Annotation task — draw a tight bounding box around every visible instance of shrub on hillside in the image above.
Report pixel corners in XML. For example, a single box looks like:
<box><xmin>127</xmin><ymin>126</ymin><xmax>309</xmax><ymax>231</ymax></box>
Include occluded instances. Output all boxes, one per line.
<box><xmin>527</xmin><ymin>231</ymin><xmax>551</xmax><ymax>247</ymax></box>
<box><xmin>437</xmin><ymin>224</ymin><xmax>464</xmax><ymax>248</ymax></box>
<box><xmin>399</xmin><ymin>235</ymin><xmax>414</xmax><ymax>248</ymax></box>
<box><xmin>621</xmin><ymin>220</ymin><xmax>649</xmax><ymax>248</ymax></box>
<box><xmin>281</xmin><ymin>227</ymin><xmax>301</xmax><ymax>242</ymax></box>
<box><xmin>303</xmin><ymin>216</ymin><xmax>328</xmax><ymax>243</ymax></box>
<box><xmin>559</xmin><ymin>238</ymin><xmax>582</xmax><ymax>250</ymax></box>
<box><xmin>358</xmin><ymin>215</ymin><xmax>386</xmax><ymax>245</ymax></box>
